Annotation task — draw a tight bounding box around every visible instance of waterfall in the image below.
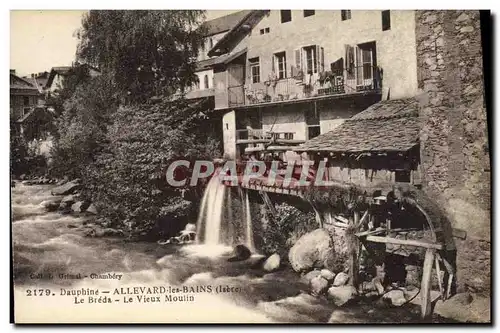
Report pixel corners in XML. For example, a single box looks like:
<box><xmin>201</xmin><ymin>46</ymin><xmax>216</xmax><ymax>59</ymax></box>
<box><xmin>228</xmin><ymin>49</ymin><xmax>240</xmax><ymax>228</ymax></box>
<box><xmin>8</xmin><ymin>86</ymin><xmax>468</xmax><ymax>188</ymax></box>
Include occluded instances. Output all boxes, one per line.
<box><xmin>196</xmin><ymin>170</ymin><xmax>255</xmax><ymax>251</ymax></box>
<box><xmin>196</xmin><ymin>173</ymin><xmax>226</xmax><ymax>245</ymax></box>
<box><xmin>243</xmin><ymin>189</ymin><xmax>255</xmax><ymax>251</ymax></box>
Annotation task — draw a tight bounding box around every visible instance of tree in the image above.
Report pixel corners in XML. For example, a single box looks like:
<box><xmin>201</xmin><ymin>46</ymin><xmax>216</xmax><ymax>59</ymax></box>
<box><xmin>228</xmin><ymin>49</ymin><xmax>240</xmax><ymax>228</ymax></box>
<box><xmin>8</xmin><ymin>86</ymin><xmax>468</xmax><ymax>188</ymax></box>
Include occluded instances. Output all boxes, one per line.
<box><xmin>82</xmin><ymin>98</ymin><xmax>221</xmax><ymax>236</ymax></box>
<box><xmin>76</xmin><ymin>10</ymin><xmax>206</xmax><ymax>102</ymax></box>
<box><xmin>49</xmin><ymin>73</ymin><xmax>118</xmax><ymax>179</ymax></box>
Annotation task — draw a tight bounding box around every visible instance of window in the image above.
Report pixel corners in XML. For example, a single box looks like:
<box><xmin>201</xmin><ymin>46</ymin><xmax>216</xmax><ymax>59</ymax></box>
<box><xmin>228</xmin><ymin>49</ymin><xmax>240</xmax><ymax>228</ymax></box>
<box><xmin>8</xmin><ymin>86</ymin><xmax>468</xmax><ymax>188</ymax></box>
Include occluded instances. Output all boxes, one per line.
<box><xmin>204</xmin><ymin>75</ymin><xmax>209</xmax><ymax>89</ymax></box>
<box><xmin>304</xmin><ymin>10</ymin><xmax>315</xmax><ymax>17</ymax></box>
<box><xmin>341</xmin><ymin>10</ymin><xmax>351</xmax><ymax>21</ymax></box>
<box><xmin>260</xmin><ymin>29</ymin><xmax>265</xmax><ymax>35</ymax></box>
<box><xmin>382</xmin><ymin>10</ymin><xmax>391</xmax><ymax>31</ymax></box>
<box><xmin>280</xmin><ymin>10</ymin><xmax>292</xmax><ymax>23</ymax></box>
<box><xmin>23</xmin><ymin>96</ymin><xmax>29</xmax><ymax>106</ymax></box>
<box><xmin>273</xmin><ymin>52</ymin><xmax>287</xmax><ymax>79</ymax></box>
<box><xmin>265</xmin><ymin>27</ymin><xmax>270</xmax><ymax>33</ymax></box>
<box><xmin>294</xmin><ymin>45</ymin><xmax>324</xmax><ymax>76</ymax></box>
<box><xmin>305</xmin><ymin>107</ymin><xmax>320</xmax><ymax>140</ymax></box>
<box><xmin>259</xmin><ymin>27</ymin><xmax>270</xmax><ymax>35</ymax></box>
<box><xmin>249</xmin><ymin>57</ymin><xmax>260</xmax><ymax>83</ymax></box>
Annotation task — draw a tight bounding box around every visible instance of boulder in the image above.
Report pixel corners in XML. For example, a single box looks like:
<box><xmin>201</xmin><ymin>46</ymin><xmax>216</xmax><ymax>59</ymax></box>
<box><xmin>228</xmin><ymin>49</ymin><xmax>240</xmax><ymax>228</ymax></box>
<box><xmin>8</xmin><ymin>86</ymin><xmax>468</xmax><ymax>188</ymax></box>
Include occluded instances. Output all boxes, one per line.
<box><xmin>51</xmin><ymin>180</ymin><xmax>81</xmax><ymax>196</ymax></box>
<box><xmin>433</xmin><ymin>293</ymin><xmax>490</xmax><ymax>323</ymax></box>
<box><xmin>263</xmin><ymin>253</ymin><xmax>280</xmax><ymax>272</ymax></box>
<box><xmin>184</xmin><ymin>223</ymin><xmax>196</xmax><ymax>232</ymax></box>
<box><xmin>310</xmin><ymin>276</ymin><xmax>329</xmax><ymax>296</ymax></box>
<box><xmin>55</xmin><ymin>177</ymin><xmax>69</xmax><ymax>186</ymax></box>
<box><xmin>320</xmin><ymin>269</ymin><xmax>336</xmax><ymax>282</ymax></box>
<box><xmin>382</xmin><ymin>289</ymin><xmax>407</xmax><ymax>306</ymax></box>
<box><xmin>372</xmin><ymin>277</ymin><xmax>385</xmax><ymax>295</ymax></box>
<box><xmin>86</xmin><ymin>204</ymin><xmax>98</xmax><ymax>215</ymax></box>
<box><xmin>71</xmin><ymin>201</ymin><xmax>84</xmax><ymax>213</ymax></box>
<box><xmin>40</xmin><ymin>199</ymin><xmax>62</xmax><ymax>212</ymax></box>
<box><xmin>332</xmin><ymin>272</ymin><xmax>349</xmax><ymax>286</ymax></box>
<box><xmin>301</xmin><ymin>270</ymin><xmax>321</xmax><ymax>284</ymax></box>
<box><xmin>288</xmin><ymin>229</ymin><xmax>333</xmax><ymax>272</ymax></box>
<box><xmin>227</xmin><ymin>244</ymin><xmax>251</xmax><ymax>262</ymax></box>
<box><xmin>327</xmin><ymin>285</ymin><xmax>358</xmax><ymax>307</ymax></box>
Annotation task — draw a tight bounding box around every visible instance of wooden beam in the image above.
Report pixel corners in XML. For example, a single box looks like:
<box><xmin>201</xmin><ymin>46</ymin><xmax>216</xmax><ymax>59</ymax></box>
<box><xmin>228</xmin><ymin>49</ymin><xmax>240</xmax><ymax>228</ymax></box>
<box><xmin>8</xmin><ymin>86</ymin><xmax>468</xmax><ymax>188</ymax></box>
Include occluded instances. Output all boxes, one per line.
<box><xmin>421</xmin><ymin>248</ymin><xmax>436</xmax><ymax>319</ymax></box>
<box><xmin>365</xmin><ymin>236</ymin><xmax>443</xmax><ymax>250</ymax></box>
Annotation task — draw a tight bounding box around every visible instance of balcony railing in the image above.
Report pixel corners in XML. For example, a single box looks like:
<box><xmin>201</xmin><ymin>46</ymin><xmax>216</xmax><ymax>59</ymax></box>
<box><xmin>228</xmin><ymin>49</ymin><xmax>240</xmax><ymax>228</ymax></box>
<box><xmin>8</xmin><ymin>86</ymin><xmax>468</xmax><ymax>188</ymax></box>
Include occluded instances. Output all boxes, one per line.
<box><xmin>236</xmin><ymin>65</ymin><xmax>382</xmax><ymax>107</ymax></box>
<box><xmin>235</xmin><ymin>129</ymin><xmax>296</xmax><ymax>141</ymax></box>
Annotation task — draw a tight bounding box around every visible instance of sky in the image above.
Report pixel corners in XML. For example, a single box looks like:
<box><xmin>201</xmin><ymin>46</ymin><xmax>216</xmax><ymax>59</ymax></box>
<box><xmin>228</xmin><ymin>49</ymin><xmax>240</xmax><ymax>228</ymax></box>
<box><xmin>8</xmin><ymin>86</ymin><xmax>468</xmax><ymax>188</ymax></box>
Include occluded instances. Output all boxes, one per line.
<box><xmin>10</xmin><ymin>10</ymin><xmax>238</xmax><ymax>77</ymax></box>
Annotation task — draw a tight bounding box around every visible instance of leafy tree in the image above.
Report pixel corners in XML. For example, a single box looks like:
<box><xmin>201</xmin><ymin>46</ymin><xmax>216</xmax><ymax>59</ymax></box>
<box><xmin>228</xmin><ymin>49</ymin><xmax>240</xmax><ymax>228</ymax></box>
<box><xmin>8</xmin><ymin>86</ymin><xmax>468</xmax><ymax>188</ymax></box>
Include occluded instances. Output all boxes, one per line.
<box><xmin>82</xmin><ymin>98</ymin><xmax>221</xmax><ymax>236</ymax></box>
<box><xmin>76</xmin><ymin>10</ymin><xmax>206</xmax><ymax>102</ymax></box>
<box><xmin>49</xmin><ymin>74</ymin><xmax>118</xmax><ymax>179</ymax></box>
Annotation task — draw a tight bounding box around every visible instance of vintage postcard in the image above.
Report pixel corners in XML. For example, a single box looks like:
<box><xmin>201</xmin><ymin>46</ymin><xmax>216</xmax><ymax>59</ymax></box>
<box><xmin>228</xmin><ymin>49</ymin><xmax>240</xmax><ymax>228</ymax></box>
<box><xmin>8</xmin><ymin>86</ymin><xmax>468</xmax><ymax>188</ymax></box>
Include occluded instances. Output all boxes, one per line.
<box><xmin>10</xmin><ymin>9</ymin><xmax>491</xmax><ymax>324</ymax></box>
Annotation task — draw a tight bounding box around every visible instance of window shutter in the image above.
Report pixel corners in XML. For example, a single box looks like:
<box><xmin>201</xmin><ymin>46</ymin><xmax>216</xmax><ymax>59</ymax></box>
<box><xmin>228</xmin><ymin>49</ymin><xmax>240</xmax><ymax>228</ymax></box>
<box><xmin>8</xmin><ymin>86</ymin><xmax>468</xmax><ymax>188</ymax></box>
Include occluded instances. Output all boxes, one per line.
<box><xmin>316</xmin><ymin>45</ymin><xmax>324</xmax><ymax>72</ymax></box>
<box><xmin>295</xmin><ymin>49</ymin><xmax>302</xmax><ymax>72</ymax></box>
<box><xmin>272</xmin><ymin>55</ymin><xmax>275</xmax><ymax>74</ymax></box>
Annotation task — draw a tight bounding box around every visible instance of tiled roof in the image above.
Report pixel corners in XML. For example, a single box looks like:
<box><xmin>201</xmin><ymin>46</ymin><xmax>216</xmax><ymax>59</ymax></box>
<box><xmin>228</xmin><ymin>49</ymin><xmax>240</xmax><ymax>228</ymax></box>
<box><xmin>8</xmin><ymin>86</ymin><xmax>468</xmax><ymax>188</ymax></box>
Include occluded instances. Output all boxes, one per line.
<box><xmin>202</xmin><ymin>10</ymin><xmax>252</xmax><ymax>36</ymax></box>
<box><xmin>295</xmin><ymin>98</ymin><xmax>420</xmax><ymax>153</ymax></box>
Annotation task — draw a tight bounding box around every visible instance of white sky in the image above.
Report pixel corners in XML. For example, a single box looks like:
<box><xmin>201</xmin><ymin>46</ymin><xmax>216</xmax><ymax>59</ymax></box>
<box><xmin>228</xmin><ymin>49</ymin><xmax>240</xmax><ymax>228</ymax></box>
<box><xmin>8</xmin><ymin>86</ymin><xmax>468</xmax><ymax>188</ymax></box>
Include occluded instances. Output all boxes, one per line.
<box><xmin>10</xmin><ymin>10</ymin><xmax>237</xmax><ymax>77</ymax></box>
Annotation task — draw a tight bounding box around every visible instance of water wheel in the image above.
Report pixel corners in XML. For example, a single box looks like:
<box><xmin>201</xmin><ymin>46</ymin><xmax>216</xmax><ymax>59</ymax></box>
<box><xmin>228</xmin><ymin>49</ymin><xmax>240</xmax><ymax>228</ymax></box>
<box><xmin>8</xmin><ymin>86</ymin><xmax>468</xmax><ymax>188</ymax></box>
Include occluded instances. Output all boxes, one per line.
<box><xmin>343</xmin><ymin>184</ymin><xmax>458</xmax><ymax>319</ymax></box>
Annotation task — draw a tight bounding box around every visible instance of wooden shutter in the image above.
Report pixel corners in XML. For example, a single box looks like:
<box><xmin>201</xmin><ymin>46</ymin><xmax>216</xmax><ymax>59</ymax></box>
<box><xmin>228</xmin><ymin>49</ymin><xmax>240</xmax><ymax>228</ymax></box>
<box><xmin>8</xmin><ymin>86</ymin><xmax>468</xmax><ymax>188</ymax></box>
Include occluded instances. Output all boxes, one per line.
<box><xmin>316</xmin><ymin>45</ymin><xmax>324</xmax><ymax>73</ymax></box>
<box><xmin>295</xmin><ymin>49</ymin><xmax>302</xmax><ymax>72</ymax></box>
<box><xmin>271</xmin><ymin>55</ymin><xmax>275</xmax><ymax>74</ymax></box>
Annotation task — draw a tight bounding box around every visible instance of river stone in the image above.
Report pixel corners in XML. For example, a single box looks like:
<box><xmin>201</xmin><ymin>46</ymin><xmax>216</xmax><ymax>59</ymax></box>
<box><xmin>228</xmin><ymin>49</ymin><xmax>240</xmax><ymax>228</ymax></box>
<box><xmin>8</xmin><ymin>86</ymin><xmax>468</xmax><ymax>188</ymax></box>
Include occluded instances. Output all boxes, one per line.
<box><xmin>288</xmin><ymin>228</ymin><xmax>333</xmax><ymax>272</ymax></box>
<box><xmin>40</xmin><ymin>199</ymin><xmax>62</xmax><ymax>212</ymax></box>
<box><xmin>320</xmin><ymin>269</ymin><xmax>336</xmax><ymax>282</ymax></box>
<box><xmin>333</xmin><ymin>272</ymin><xmax>349</xmax><ymax>286</ymax></box>
<box><xmin>184</xmin><ymin>223</ymin><xmax>196</xmax><ymax>232</ymax></box>
<box><xmin>310</xmin><ymin>276</ymin><xmax>329</xmax><ymax>296</ymax></box>
<box><xmin>301</xmin><ymin>269</ymin><xmax>321</xmax><ymax>284</ymax></box>
<box><xmin>228</xmin><ymin>244</ymin><xmax>251</xmax><ymax>262</ymax></box>
<box><xmin>382</xmin><ymin>289</ymin><xmax>407</xmax><ymax>306</ymax></box>
<box><xmin>51</xmin><ymin>180</ymin><xmax>81</xmax><ymax>196</ymax></box>
<box><xmin>327</xmin><ymin>285</ymin><xmax>357</xmax><ymax>307</ymax></box>
<box><xmin>263</xmin><ymin>253</ymin><xmax>280</xmax><ymax>272</ymax></box>
<box><xmin>71</xmin><ymin>201</ymin><xmax>84</xmax><ymax>213</ymax></box>
<box><xmin>86</xmin><ymin>204</ymin><xmax>98</xmax><ymax>215</ymax></box>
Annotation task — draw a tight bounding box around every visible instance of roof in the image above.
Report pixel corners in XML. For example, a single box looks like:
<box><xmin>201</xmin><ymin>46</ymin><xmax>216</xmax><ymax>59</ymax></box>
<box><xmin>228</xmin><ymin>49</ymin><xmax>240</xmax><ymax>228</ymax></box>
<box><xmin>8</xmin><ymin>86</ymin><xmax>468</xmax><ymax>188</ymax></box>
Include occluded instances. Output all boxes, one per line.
<box><xmin>10</xmin><ymin>73</ymin><xmax>39</xmax><ymax>93</ymax></box>
<box><xmin>195</xmin><ymin>47</ymin><xmax>247</xmax><ymax>71</ymax></box>
<box><xmin>208</xmin><ymin>10</ymin><xmax>267</xmax><ymax>57</ymax></box>
<box><xmin>202</xmin><ymin>10</ymin><xmax>252</xmax><ymax>37</ymax></box>
<box><xmin>16</xmin><ymin>106</ymin><xmax>54</xmax><ymax>123</ymax></box>
<box><xmin>294</xmin><ymin>98</ymin><xmax>420</xmax><ymax>153</ymax></box>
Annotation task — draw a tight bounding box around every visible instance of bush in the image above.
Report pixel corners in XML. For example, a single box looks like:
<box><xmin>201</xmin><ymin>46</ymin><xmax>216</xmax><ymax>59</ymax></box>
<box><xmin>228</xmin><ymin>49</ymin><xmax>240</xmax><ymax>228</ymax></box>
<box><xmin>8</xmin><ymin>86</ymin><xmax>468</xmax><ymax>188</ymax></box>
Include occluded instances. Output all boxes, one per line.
<box><xmin>261</xmin><ymin>202</ymin><xmax>318</xmax><ymax>257</ymax></box>
<box><xmin>82</xmin><ymin>99</ymin><xmax>221</xmax><ymax>236</ymax></box>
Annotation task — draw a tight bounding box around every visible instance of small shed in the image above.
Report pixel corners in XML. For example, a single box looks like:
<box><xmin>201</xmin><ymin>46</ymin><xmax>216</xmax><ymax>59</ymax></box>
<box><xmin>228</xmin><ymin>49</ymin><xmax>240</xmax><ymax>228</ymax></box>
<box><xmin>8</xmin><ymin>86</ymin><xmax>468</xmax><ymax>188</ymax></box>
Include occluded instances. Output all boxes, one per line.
<box><xmin>294</xmin><ymin>98</ymin><xmax>422</xmax><ymax>188</ymax></box>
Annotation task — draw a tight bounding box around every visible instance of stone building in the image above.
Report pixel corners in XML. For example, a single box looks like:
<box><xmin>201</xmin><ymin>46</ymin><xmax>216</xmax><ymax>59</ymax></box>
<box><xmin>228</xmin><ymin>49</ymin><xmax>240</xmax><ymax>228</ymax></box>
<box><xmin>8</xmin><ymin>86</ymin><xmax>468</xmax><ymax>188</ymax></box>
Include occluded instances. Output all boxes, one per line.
<box><xmin>415</xmin><ymin>10</ymin><xmax>490</xmax><ymax>293</ymax></box>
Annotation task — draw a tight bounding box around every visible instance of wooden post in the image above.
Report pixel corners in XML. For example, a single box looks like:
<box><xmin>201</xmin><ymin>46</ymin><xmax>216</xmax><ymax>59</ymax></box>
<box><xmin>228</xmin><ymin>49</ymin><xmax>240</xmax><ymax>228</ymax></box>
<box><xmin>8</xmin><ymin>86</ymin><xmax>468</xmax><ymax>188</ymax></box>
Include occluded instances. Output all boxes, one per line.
<box><xmin>421</xmin><ymin>248</ymin><xmax>436</xmax><ymax>319</ymax></box>
<box><xmin>348</xmin><ymin>212</ymin><xmax>360</xmax><ymax>291</ymax></box>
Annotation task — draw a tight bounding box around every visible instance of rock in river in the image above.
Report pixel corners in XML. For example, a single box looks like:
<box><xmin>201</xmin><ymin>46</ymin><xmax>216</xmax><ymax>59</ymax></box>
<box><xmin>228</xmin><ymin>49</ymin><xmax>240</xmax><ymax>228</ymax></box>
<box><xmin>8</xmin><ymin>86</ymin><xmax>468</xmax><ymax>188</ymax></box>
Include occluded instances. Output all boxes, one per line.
<box><xmin>288</xmin><ymin>229</ymin><xmax>333</xmax><ymax>272</ymax></box>
<box><xmin>263</xmin><ymin>253</ymin><xmax>281</xmax><ymax>272</ymax></box>
<box><xmin>51</xmin><ymin>180</ymin><xmax>81</xmax><ymax>196</ymax></box>
<box><xmin>227</xmin><ymin>244</ymin><xmax>251</xmax><ymax>262</ymax></box>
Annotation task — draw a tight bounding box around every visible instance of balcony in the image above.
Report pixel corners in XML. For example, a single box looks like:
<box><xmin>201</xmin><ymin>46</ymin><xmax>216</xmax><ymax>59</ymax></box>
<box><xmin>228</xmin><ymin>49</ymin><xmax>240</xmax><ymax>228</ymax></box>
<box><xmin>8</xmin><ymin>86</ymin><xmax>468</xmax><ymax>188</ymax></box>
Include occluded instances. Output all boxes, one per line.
<box><xmin>235</xmin><ymin>129</ymin><xmax>305</xmax><ymax>146</ymax></box>
<box><xmin>228</xmin><ymin>65</ymin><xmax>382</xmax><ymax>108</ymax></box>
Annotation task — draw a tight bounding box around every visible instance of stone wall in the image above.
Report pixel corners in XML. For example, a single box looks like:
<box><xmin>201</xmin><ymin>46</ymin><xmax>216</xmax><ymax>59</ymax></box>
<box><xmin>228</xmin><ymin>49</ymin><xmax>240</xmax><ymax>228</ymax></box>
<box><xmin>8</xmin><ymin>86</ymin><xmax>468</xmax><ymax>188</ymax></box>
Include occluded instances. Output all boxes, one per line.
<box><xmin>415</xmin><ymin>10</ymin><xmax>490</xmax><ymax>292</ymax></box>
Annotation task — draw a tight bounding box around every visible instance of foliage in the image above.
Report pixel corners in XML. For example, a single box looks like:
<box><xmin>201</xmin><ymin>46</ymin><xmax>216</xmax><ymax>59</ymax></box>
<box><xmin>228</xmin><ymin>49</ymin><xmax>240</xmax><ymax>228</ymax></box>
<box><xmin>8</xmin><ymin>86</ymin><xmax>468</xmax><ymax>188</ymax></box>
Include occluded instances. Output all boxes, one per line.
<box><xmin>82</xmin><ymin>99</ymin><xmax>221</xmax><ymax>235</ymax></box>
<box><xmin>261</xmin><ymin>202</ymin><xmax>318</xmax><ymax>257</ymax></box>
<box><xmin>45</xmin><ymin>64</ymin><xmax>94</xmax><ymax>118</ymax></box>
<box><xmin>77</xmin><ymin>10</ymin><xmax>207</xmax><ymax>102</ymax></box>
<box><xmin>49</xmin><ymin>74</ymin><xmax>118</xmax><ymax>179</ymax></box>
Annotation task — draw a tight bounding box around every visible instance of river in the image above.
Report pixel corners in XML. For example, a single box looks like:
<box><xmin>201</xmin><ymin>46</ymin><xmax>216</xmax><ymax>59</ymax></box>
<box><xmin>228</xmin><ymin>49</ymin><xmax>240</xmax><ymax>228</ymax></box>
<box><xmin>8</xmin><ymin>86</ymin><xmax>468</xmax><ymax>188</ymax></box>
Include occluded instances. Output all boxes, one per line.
<box><xmin>11</xmin><ymin>182</ymin><xmax>442</xmax><ymax>324</ymax></box>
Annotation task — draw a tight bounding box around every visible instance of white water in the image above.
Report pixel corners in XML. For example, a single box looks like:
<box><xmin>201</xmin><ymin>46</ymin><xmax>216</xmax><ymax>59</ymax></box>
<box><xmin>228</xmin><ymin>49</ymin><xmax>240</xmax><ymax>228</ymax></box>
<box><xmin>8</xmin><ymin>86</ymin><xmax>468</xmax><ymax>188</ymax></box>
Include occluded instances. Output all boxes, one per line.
<box><xmin>11</xmin><ymin>181</ymin><xmax>430</xmax><ymax>324</ymax></box>
<box><xmin>196</xmin><ymin>173</ymin><xmax>255</xmax><ymax>251</ymax></box>
<box><xmin>243</xmin><ymin>189</ymin><xmax>255</xmax><ymax>251</ymax></box>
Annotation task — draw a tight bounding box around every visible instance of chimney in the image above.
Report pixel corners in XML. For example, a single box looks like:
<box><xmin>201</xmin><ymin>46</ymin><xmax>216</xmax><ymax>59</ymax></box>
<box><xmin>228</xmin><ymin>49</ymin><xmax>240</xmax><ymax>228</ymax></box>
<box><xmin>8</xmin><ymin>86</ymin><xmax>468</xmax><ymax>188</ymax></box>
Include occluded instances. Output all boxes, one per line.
<box><xmin>10</xmin><ymin>69</ymin><xmax>15</xmax><ymax>75</ymax></box>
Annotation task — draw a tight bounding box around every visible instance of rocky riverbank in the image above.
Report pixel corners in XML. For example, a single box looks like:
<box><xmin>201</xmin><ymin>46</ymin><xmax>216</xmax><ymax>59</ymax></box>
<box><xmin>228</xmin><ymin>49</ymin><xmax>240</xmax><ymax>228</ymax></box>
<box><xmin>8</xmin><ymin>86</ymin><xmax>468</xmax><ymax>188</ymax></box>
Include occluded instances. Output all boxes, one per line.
<box><xmin>11</xmin><ymin>181</ymin><xmax>489</xmax><ymax>323</ymax></box>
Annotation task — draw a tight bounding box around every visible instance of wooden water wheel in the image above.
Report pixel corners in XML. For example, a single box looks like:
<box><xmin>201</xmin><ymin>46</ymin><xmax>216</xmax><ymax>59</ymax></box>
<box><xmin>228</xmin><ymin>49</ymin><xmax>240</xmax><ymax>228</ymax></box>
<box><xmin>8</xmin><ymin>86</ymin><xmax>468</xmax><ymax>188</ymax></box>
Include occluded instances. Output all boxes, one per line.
<box><xmin>325</xmin><ymin>184</ymin><xmax>462</xmax><ymax>319</ymax></box>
